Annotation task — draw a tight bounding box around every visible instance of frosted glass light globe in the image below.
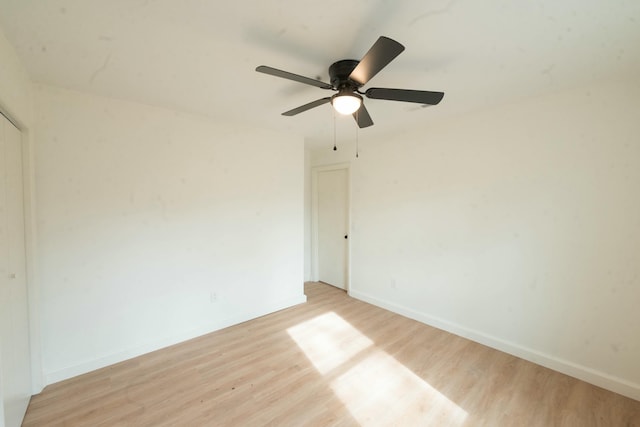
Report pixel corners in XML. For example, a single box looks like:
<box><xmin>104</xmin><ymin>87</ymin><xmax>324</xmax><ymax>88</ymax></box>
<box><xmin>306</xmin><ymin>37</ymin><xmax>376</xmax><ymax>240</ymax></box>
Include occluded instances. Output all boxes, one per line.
<box><xmin>331</xmin><ymin>92</ymin><xmax>363</xmax><ymax>115</ymax></box>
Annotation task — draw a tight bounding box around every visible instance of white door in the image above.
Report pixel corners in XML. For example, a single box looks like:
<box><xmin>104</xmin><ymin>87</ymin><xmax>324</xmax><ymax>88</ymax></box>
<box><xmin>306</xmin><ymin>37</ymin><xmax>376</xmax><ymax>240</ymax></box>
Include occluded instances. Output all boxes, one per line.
<box><xmin>316</xmin><ymin>167</ymin><xmax>348</xmax><ymax>289</ymax></box>
<box><xmin>0</xmin><ymin>114</ymin><xmax>32</xmax><ymax>427</ymax></box>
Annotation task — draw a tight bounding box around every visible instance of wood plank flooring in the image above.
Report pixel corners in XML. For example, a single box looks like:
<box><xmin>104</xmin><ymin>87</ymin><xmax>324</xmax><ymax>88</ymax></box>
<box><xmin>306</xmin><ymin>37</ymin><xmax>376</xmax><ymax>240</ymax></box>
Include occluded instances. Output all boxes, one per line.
<box><xmin>23</xmin><ymin>282</ymin><xmax>640</xmax><ymax>426</ymax></box>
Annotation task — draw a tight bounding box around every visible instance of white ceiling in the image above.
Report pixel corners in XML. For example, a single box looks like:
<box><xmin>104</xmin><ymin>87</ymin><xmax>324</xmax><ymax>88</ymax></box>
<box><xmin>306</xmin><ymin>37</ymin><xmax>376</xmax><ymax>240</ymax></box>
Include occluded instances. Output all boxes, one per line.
<box><xmin>1</xmin><ymin>0</ymin><xmax>639</xmax><ymax>148</ymax></box>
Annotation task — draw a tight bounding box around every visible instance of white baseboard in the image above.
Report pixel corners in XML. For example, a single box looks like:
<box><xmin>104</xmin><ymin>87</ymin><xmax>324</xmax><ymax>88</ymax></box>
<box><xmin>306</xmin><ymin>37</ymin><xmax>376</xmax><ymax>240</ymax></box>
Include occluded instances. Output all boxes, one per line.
<box><xmin>44</xmin><ymin>294</ymin><xmax>307</xmax><ymax>386</ymax></box>
<box><xmin>349</xmin><ymin>289</ymin><xmax>640</xmax><ymax>402</ymax></box>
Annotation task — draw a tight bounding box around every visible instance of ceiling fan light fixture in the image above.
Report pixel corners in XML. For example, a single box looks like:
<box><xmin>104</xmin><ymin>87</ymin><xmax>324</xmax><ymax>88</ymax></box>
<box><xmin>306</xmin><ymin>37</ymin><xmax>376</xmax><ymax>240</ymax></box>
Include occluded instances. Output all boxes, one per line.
<box><xmin>331</xmin><ymin>91</ymin><xmax>362</xmax><ymax>115</ymax></box>
<box><xmin>256</xmin><ymin>36</ymin><xmax>444</xmax><ymax>129</ymax></box>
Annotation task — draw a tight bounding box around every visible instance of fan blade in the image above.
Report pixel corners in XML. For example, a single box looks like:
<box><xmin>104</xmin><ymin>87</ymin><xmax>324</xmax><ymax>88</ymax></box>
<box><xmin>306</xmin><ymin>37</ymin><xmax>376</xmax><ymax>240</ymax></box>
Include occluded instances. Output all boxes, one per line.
<box><xmin>353</xmin><ymin>104</ymin><xmax>374</xmax><ymax>128</ymax></box>
<box><xmin>348</xmin><ymin>37</ymin><xmax>405</xmax><ymax>86</ymax></box>
<box><xmin>256</xmin><ymin>65</ymin><xmax>332</xmax><ymax>89</ymax></box>
<box><xmin>365</xmin><ymin>88</ymin><xmax>444</xmax><ymax>105</ymax></box>
<box><xmin>282</xmin><ymin>97</ymin><xmax>332</xmax><ymax>116</ymax></box>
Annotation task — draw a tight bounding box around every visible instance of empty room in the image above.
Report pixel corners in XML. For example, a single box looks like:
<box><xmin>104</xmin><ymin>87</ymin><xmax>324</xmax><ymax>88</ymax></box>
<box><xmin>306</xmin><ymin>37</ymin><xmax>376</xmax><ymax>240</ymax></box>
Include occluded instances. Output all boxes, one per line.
<box><xmin>0</xmin><ymin>1</ymin><xmax>639</xmax><ymax>426</ymax></box>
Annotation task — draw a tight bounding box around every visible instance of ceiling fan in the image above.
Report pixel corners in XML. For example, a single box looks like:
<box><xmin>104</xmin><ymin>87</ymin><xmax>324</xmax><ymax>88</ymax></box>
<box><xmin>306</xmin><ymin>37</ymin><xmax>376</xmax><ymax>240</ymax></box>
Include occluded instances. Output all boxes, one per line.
<box><xmin>256</xmin><ymin>36</ymin><xmax>444</xmax><ymax>128</ymax></box>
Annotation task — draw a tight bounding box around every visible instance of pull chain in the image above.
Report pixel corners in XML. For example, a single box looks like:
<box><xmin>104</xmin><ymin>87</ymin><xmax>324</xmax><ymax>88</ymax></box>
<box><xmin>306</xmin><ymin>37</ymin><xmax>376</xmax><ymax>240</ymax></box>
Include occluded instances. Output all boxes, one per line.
<box><xmin>333</xmin><ymin>108</ymin><xmax>337</xmax><ymax>151</ymax></box>
<box><xmin>355</xmin><ymin>109</ymin><xmax>359</xmax><ymax>158</ymax></box>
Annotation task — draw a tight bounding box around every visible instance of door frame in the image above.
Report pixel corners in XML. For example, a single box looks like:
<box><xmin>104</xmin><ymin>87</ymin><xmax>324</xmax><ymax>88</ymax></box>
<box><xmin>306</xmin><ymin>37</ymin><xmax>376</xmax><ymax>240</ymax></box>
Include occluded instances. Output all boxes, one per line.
<box><xmin>0</xmin><ymin>108</ymin><xmax>43</xmax><ymax>395</ymax></box>
<box><xmin>310</xmin><ymin>162</ymin><xmax>351</xmax><ymax>291</ymax></box>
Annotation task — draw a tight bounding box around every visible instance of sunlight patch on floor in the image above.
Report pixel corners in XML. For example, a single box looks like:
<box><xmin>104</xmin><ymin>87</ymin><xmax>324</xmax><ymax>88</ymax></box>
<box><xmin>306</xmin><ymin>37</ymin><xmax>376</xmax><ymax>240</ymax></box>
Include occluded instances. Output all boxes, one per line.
<box><xmin>287</xmin><ymin>312</ymin><xmax>373</xmax><ymax>374</ymax></box>
<box><xmin>288</xmin><ymin>311</ymin><xmax>468</xmax><ymax>425</ymax></box>
<box><xmin>331</xmin><ymin>350</ymin><xmax>468</xmax><ymax>425</ymax></box>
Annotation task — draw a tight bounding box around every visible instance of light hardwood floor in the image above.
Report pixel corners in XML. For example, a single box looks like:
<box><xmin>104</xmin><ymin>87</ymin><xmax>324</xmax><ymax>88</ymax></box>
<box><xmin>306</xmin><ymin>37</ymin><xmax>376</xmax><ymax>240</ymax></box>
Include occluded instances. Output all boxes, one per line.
<box><xmin>24</xmin><ymin>282</ymin><xmax>640</xmax><ymax>426</ymax></box>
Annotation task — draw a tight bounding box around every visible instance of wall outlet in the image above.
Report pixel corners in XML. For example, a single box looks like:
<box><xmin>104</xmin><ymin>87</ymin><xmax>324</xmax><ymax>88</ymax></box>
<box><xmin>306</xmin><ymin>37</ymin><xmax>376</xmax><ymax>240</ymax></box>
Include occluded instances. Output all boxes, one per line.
<box><xmin>391</xmin><ymin>279</ymin><xmax>397</xmax><ymax>289</ymax></box>
<box><xmin>210</xmin><ymin>292</ymin><xmax>218</xmax><ymax>303</ymax></box>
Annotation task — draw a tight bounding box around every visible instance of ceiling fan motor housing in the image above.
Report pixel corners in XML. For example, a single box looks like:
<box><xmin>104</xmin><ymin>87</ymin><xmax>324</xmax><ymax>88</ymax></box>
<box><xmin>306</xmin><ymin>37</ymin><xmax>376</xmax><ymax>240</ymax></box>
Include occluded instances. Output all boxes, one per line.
<box><xmin>329</xmin><ymin>59</ymin><xmax>361</xmax><ymax>90</ymax></box>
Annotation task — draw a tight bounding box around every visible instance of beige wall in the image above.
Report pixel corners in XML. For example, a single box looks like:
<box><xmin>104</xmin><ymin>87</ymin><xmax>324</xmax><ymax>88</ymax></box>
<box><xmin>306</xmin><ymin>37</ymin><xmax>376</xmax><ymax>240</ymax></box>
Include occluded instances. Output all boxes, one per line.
<box><xmin>34</xmin><ymin>84</ymin><xmax>305</xmax><ymax>384</ymax></box>
<box><xmin>311</xmin><ymin>78</ymin><xmax>640</xmax><ymax>400</ymax></box>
